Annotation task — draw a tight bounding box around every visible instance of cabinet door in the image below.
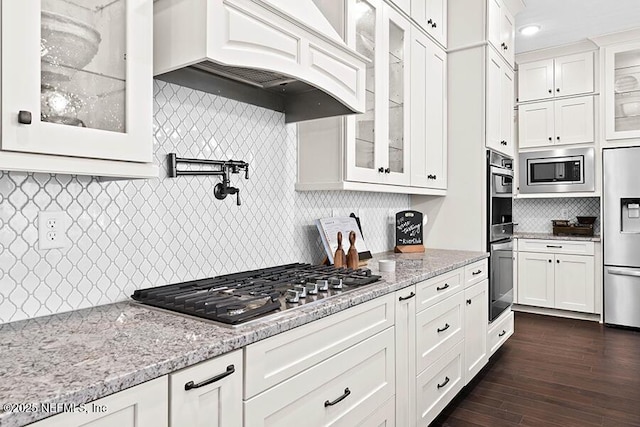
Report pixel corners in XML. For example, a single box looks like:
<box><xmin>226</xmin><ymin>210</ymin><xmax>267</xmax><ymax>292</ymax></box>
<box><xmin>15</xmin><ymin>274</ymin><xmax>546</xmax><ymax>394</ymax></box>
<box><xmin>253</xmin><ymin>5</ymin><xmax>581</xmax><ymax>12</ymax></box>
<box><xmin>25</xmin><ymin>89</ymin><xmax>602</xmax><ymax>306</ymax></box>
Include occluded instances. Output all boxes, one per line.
<box><xmin>346</xmin><ymin>0</ymin><xmax>386</xmax><ymax>183</ymax></box>
<box><xmin>410</xmin><ymin>29</ymin><xmax>447</xmax><ymax>189</ymax></box>
<box><xmin>554</xmin><ymin>52</ymin><xmax>595</xmax><ymax>97</ymax></box>
<box><xmin>395</xmin><ymin>287</ymin><xmax>416</xmax><ymax>427</ymax></box>
<box><xmin>555</xmin><ymin>254</ymin><xmax>595</xmax><ymax>313</ymax></box>
<box><xmin>518</xmin><ymin>59</ymin><xmax>554</xmax><ymax>102</ymax></box>
<box><xmin>518</xmin><ymin>101</ymin><xmax>554</xmax><ymax>148</ymax></box>
<box><xmin>500</xmin><ymin>64</ymin><xmax>515</xmax><ymax>157</ymax></box>
<box><xmin>500</xmin><ymin>7</ymin><xmax>515</xmax><ymax>66</ymax></box>
<box><xmin>487</xmin><ymin>0</ymin><xmax>502</xmax><ymax>55</ymax></box>
<box><xmin>464</xmin><ymin>281</ymin><xmax>488</xmax><ymax>385</ymax></box>
<box><xmin>486</xmin><ymin>49</ymin><xmax>503</xmax><ymax>153</ymax></box>
<box><xmin>554</xmin><ymin>96</ymin><xmax>595</xmax><ymax>145</ymax></box>
<box><xmin>29</xmin><ymin>378</ymin><xmax>168</xmax><ymax>427</ymax></box>
<box><xmin>517</xmin><ymin>252</ymin><xmax>554</xmax><ymax>308</ymax></box>
<box><xmin>169</xmin><ymin>350</ymin><xmax>242</xmax><ymax>427</ymax></box>
<box><xmin>1</xmin><ymin>0</ymin><xmax>152</xmax><ymax>162</ymax></box>
<box><xmin>604</xmin><ymin>42</ymin><xmax>640</xmax><ymax>140</ymax></box>
<box><xmin>411</xmin><ymin>0</ymin><xmax>447</xmax><ymax>47</ymax></box>
<box><xmin>384</xmin><ymin>5</ymin><xmax>412</xmax><ymax>186</ymax></box>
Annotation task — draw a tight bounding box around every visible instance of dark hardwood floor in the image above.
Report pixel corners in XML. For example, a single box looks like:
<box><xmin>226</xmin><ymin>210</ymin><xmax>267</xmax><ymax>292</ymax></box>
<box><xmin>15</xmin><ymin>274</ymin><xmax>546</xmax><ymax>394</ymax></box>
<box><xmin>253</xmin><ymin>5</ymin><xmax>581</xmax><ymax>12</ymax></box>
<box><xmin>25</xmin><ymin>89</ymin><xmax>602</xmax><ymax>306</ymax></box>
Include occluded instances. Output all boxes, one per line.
<box><xmin>431</xmin><ymin>312</ymin><xmax>640</xmax><ymax>427</ymax></box>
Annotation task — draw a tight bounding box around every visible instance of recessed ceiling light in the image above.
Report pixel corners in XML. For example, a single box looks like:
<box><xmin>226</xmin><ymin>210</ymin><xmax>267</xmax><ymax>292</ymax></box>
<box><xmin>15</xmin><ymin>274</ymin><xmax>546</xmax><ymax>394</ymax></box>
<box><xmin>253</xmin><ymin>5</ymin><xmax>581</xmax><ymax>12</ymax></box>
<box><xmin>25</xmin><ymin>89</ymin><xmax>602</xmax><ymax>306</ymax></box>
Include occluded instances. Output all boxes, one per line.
<box><xmin>519</xmin><ymin>25</ymin><xmax>540</xmax><ymax>36</ymax></box>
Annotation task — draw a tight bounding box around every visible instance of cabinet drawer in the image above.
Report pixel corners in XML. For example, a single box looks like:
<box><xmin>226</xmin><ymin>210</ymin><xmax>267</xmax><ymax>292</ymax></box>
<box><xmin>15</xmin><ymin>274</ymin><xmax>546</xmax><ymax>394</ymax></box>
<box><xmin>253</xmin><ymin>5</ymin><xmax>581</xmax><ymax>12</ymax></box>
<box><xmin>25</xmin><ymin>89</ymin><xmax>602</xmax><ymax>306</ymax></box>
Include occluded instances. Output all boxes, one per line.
<box><xmin>356</xmin><ymin>395</ymin><xmax>395</xmax><ymax>426</ymax></box>
<box><xmin>169</xmin><ymin>350</ymin><xmax>242</xmax><ymax>427</ymax></box>
<box><xmin>488</xmin><ymin>309</ymin><xmax>514</xmax><ymax>356</ymax></box>
<box><xmin>416</xmin><ymin>340</ymin><xmax>465</xmax><ymax>426</ymax></box>
<box><xmin>416</xmin><ymin>269</ymin><xmax>463</xmax><ymax>311</ymax></box>
<box><xmin>416</xmin><ymin>291</ymin><xmax>464</xmax><ymax>375</ymax></box>
<box><xmin>245</xmin><ymin>294</ymin><xmax>394</xmax><ymax>398</ymax></box>
<box><xmin>517</xmin><ymin>239</ymin><xmax>594</xmax><ymax>255</ymax></box>
<box><xmin>464</xmin><ymin>259</ymin><xmax>488</xmax><ymax>287</ymax></box>
<box><xmin>244</xmin><ymin>327</ymin><xmax>395</xmax><ymax>427</ymax></box>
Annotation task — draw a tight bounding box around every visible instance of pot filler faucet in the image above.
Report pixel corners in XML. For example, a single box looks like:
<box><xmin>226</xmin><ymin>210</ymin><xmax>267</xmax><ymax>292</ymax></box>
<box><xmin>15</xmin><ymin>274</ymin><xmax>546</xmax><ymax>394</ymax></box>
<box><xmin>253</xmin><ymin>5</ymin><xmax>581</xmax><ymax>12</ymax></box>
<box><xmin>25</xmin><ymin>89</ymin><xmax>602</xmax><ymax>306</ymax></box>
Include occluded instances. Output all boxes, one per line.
<box><xmin>167</xmin><ymin>153</ymin><xmax>249</xmax><ymax>206</ymax></box>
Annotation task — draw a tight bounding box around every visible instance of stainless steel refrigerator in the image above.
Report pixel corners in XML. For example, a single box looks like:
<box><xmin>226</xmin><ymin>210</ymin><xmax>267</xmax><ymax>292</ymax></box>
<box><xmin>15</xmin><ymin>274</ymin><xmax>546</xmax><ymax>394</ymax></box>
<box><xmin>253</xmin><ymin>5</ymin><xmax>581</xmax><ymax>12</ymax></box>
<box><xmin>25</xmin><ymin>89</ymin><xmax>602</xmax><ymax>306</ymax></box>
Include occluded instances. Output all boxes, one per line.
<box><xmin>604</xmin><ymin>147</ymin><xmax>640</xmax><ymax>328</ymax></box>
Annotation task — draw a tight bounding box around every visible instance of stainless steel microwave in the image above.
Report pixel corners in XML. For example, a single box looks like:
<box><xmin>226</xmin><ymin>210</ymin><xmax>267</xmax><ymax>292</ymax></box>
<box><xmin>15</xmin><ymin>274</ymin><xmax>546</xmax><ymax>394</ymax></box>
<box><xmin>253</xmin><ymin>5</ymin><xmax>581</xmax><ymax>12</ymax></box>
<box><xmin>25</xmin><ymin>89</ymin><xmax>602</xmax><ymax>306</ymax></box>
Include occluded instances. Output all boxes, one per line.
<box><xmin>519</xmin><ymin>147</ymin><xmax>595</xmax><ymax>194</ymax></box>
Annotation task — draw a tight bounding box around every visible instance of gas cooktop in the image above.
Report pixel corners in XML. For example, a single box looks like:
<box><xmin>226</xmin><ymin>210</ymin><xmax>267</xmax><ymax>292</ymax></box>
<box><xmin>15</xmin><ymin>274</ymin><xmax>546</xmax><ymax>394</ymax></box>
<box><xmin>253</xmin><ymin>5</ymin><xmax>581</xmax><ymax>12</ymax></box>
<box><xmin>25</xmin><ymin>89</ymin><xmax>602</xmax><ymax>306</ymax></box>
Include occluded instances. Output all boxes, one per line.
<box><xmin>132</xmin><ymin>263</ymin><xmax>381</xmax><ymax>326</ymax></box>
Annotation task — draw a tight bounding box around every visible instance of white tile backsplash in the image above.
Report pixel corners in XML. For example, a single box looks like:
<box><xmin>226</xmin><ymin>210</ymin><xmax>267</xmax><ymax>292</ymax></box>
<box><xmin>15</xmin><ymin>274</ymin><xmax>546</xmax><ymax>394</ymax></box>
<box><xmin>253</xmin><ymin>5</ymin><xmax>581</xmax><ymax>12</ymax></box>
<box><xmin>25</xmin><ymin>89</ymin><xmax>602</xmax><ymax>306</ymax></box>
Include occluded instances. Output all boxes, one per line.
<box><xmin>513</xmin><ymin>197</ymin><xmax>601</xmax><ymax>234</ymax></box>
<box><xmin>0</xmin><ymin>81</ymin><xmax>409</xmax><ymax>323</ymax></box>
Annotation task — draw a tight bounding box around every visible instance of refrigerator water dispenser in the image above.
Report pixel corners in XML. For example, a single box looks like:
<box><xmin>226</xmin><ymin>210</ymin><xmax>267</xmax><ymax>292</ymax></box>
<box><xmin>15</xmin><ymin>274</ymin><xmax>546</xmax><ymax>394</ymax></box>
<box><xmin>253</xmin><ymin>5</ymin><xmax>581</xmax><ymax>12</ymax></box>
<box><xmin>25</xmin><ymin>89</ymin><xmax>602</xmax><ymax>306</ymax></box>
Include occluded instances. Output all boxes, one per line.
<box><xmin>621</xmin><ymin>199</ymin><xmax>640</xmax><ymax>232</ymax></box>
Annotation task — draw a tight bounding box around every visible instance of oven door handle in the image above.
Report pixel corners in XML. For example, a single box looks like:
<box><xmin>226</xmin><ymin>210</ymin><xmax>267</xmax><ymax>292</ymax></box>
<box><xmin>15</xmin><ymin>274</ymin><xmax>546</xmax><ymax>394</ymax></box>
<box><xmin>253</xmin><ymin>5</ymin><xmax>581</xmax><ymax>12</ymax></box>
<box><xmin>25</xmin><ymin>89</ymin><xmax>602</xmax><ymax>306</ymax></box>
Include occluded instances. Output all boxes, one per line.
<box><xmin>490</xmin><ymin>166</ymin><xmax>514</xmax><ymax>178</ymax></box>
<box><xmin>607</xmin><ymin>268</ymin><xmax>640</xmax><ymax>278</ymax></box>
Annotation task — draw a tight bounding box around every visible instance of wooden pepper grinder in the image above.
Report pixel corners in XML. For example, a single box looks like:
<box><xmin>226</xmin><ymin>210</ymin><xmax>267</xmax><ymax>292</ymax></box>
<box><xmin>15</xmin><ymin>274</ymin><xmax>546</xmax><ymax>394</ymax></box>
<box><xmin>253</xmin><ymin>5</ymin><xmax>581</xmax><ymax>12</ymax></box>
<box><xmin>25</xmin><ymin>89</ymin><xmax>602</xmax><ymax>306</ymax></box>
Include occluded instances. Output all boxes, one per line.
<box><xmin>346</xmin><ymin>230</ymin><xmax>359</xmax><ymax>269</ymax></box>
<box><xmin>334</xmin><ymin>231</ymin><xmax>347</xmax><ymax>268</ymax></box>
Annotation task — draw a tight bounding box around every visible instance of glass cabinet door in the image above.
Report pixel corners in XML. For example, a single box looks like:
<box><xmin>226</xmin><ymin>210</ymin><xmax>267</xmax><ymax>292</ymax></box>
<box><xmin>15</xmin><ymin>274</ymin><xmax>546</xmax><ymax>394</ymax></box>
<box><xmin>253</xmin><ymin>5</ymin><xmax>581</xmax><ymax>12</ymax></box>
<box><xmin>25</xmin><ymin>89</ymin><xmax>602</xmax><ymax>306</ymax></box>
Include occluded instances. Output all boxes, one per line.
<box><xmin>2</xmin><ymin>0</ymin><xmax>152</xmax><ymax>162</ymax></box>
<box><xmin>606</xmin><ymin>42</ymin><xmax>640</xmax><ymax>140</ymax></box>
<box><xmin>385</xmin><ymin>6</ymin><xmax>411</xmax><ymax>186</ymax></box>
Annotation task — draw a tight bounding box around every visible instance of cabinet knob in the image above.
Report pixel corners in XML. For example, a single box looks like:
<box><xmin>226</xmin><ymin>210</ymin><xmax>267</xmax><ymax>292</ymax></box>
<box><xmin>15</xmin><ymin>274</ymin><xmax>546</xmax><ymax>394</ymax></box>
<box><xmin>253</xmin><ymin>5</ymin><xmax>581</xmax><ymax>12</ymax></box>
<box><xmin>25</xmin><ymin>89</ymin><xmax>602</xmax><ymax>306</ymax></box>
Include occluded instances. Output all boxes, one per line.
<box><xmin>501</xmin><ymin>42</ymin><xmax>508</xmax><ymax>50</ymax></box>
<box><xmin>548</xmin><ymin>259</ymin><xmax>552</xmax><ymax>263</ymax></box>
<box><xmin>557</xmin><ymin>136</ymin><xmax>560</xmax><ymax>141</ymax></box>
<box><xmin>556</xmin><ymin>88</ymin><xmax>560</xmax><ymax>92</ymax></box>
<box><xmin>378</xmin><ymin>167</ymin><xmax>384</xmax><ymax>173</ymax></box>
<box><xmin>466</xmin><ymin>299</ymin><xmax>472</xmax><ymax>305</ymax></box>
<box><xmin>548</xmin><ymin>137</ymin><xmax>552</xmax><ymax>141</ymax></box>
<box><xmin>557</xmin><ymin>259</ymin><xmax>560</xmax><ymax>263</ymax></box>
<box><xmin>427</xmin><ymin>18</ymin><xmax>433</xmax><ymax>24</ymax></box>
<box><xmin>384</xmin><ymin>167</ymin><xmax>391</xmax><ymax>174</ymax></box>
<box><xmin>548</xmin><ymin>89</ymin><xmax>552</xmax><ymax>94</ymax></box>
<box><xmin>432</xmin><ymin>22</ymin><xmax>437</xmax><ymax>28</ymax></box>
<box><xmin>18</xmin><ymin>110</ymin><xmax>32</xmax><ymax>125</ymax></box>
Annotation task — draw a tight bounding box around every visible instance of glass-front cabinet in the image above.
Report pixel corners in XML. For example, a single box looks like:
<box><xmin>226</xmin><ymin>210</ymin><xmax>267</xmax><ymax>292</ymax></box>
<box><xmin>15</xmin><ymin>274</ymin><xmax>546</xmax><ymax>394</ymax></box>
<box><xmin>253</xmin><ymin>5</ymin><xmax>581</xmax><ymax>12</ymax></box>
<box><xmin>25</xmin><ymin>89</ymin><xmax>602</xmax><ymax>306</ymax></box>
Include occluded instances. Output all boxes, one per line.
<box><xmin>605</xmin><ymin>42</ymin><xmax>640</xmax><ymax>140</ymax></box>
<box><xmin>346</xmin><ymin>0</ymin><xmax>410</xmax><ymax>186</ymax></box>
<box><xmin>1</xmin><ymin>0</ymin><xmax>153</xmax><ymax>164</ymax></box>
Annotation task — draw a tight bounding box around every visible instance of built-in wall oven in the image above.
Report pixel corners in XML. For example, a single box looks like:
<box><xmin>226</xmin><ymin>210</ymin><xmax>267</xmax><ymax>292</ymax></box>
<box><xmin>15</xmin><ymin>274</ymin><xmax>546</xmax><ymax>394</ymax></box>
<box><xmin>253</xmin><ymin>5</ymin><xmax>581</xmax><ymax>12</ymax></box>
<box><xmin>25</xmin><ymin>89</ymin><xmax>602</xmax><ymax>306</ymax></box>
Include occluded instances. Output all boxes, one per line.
<box><xmin>519</xmin><ymin>147</ymin><xmax>595</xmax><ymax>194</ymax></box>
<box><xmin>487</xmin><ymin>150</ymin><xmax>513</xmax><ymax>322</ymax></box>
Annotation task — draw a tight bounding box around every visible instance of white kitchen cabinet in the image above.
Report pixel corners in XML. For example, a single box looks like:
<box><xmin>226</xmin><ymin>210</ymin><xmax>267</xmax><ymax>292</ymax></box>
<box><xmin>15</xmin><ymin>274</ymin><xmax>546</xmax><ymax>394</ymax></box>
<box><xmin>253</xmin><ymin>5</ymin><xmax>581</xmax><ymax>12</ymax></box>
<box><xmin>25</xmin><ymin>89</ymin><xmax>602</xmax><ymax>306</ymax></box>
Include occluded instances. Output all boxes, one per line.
<box><xmin>243</xmin><ymin>327</ymin><xmax>395</xmax><ymax>427</ymax></box>
<box><xmin>358</xmin><ymin>396</ymin><xmax>396</xmax><ymax>426</ymax></box>
<box><xmin>169</xmin><ymin>350</ymin><xmax>242</xmax><ymax>427</ymax></box>
<box><xmin>29</xmin><ymin>378</ymin><xmax>168</xmax><ymax>427</ymax></box>
<box><xmin>603</xmin><ymin>41</ymin><xmax>640</xmax><ymax>140</ymax></box>
<box><xmin>394</xmin><ymin>286</ymin><xmax>416</xmax><ymax>427</ymax></box>
<box><xmin>410</xmin><ymin>27</ymin><xmax>447</xmax><ymax>189</ymax></box>
<box><xmin>297</xmin><ymin>1</ymin><xmax>447</xmax><ymax>195</ymax></box>
<box><xmin>0</xmin><ymin>0</ymin><xmax>157</xmax><ymax>178</ymax></box>
<box><xmin>411</xmin><ymin>0</ymin><xmax>447</xmax><ymax>48</ymax></box>
<box><xmin>463</xmin><ymin>280</ymin><xmax>488</xmax><ymax>384</ymax></box>
<box><xmin>517</xmin><ymin>52</ymin><xmax>594</xmax><ymax>103</ymax></box>
<box><xmin>486</xmin><ymin>49</ymin><xmax>515</xmax><ymax>157</ymax></box>
<box><xmin>487</xmin><ymin>0</ymin><xmax>515</xmax><ymax>67</ymax></box>
<box><xmin>518</xmin><ymin>96</ymin><xmax>594</xmax><ymax>148</ymax></box>
<box><xmin>488</xmin><ymin>309</ymin><xmax>514</xmax><ymax>356</ymax></box>
<box><xmin>517</xmin><ymin>239</ymin><xmax>595</xmax><ymax>313</ymax></box>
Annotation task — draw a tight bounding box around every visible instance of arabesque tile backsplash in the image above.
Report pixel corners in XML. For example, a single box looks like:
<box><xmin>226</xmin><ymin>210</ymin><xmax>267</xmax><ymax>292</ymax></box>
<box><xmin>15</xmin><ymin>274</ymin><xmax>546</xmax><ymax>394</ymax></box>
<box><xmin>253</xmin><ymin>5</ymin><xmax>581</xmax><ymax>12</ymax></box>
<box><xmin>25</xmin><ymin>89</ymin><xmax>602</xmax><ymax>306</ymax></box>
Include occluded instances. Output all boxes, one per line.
<box><xmin>513</xmin><ymin>197</ymin><xmax>601</xmax><ymax>234</ymax></box>
<box><xmin>0</xmin><ymin>81</ymin><xmax>409</xmax><ymax>323</ymax></box>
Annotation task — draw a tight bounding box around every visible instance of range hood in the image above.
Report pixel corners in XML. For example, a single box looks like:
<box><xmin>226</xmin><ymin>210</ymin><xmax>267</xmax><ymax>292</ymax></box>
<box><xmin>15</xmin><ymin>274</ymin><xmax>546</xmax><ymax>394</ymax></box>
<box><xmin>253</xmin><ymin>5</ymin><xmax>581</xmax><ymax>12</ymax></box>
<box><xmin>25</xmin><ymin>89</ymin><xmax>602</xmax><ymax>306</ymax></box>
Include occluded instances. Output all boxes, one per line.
<box><xmin>153</xmin><ymin>0</ymin><xmax>367</xmax><ymax>123</ymax></box>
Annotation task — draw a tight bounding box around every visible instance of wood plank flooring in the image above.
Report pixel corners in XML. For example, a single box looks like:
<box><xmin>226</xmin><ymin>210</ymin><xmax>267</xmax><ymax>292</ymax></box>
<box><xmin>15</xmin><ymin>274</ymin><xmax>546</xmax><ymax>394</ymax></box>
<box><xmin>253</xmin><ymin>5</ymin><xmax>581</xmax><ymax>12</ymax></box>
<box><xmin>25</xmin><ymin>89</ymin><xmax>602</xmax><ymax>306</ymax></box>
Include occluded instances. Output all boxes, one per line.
<box><xmin>431</xmin><ymin>312</ymin><xmax>640</xmax><ymax>427</ymax></box>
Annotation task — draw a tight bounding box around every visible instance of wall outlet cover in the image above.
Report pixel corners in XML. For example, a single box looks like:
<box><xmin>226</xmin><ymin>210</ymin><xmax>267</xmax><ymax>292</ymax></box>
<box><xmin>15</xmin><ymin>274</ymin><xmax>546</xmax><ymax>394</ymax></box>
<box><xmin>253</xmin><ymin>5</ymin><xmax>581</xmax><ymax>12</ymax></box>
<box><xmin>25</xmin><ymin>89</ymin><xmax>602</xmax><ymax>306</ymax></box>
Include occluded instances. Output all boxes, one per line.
<box><xmin>38</xmin><ymin>211</ymin><xmax>71</xmax><ymax>250</ymax></box>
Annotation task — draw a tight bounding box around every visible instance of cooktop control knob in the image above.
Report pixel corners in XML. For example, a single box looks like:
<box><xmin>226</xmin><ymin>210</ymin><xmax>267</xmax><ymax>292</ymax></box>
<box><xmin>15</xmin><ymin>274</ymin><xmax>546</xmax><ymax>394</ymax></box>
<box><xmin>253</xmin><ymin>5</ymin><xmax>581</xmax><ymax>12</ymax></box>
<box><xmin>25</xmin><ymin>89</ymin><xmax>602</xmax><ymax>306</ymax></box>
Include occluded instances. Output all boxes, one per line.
<box><xmin>286</xmin><ymin>289</ymin><xmax>300</xmax><ymax>303</ymax></box>
<box><xmin>306</xmin><ymin>283</ymin><xmax>318</xmax><ymax>295</ymax></box>
<box><xmin>316</xmin><ymin>279</ymin><xmax>329</xmax><ymax>292</ymax></box>
<box><xmin>293</xmin><ymin>284</ymin><xmax>307</xmax><ymax>298</ymax></box>
<box><xmin>329</xmin><ymin>278</ymin><xmax>343</xmax><ymax>289</ymax></box>
<box><xmin>360</xmin><ymin>268</ymin><xmax>372</xmax><ymax>277</ymax></box>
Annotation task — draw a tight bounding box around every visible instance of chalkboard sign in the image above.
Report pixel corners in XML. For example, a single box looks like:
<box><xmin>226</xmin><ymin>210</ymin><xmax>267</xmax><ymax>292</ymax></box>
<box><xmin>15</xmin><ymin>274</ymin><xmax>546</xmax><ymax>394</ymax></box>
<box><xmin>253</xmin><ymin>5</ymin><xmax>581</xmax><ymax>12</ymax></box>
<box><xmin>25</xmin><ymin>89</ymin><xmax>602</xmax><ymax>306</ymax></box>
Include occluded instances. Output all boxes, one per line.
<box><xmin>395</xmin><ymin>210</ymin><xmax>425</xmax><ymax>253</ymax></box>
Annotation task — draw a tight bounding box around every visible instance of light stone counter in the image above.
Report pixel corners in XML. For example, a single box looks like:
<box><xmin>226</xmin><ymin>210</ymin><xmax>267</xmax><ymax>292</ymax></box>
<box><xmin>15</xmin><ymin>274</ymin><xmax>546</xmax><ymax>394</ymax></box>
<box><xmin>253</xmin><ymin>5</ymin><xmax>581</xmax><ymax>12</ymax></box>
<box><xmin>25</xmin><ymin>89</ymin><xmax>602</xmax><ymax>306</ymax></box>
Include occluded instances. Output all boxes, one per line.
<box><xmin>0</xmin><ymin>248</ymin><xmax>487</xmax><ymax>427</ymax></box>
<box><xmin>514</xmin><ymin>232</ymin><xmax>601</xmax><ymax>242</ymax></box>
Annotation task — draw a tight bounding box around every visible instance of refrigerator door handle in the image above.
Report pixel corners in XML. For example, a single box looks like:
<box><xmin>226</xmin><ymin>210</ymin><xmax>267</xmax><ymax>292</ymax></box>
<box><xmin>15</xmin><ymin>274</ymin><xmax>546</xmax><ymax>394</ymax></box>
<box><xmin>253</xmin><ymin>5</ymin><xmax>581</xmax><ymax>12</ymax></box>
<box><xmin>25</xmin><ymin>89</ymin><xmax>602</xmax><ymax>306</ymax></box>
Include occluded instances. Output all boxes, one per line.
<box><xmin>607</xmin><ymin>268</ymin><xmax>640</xmax><ymax>278</ymax></box>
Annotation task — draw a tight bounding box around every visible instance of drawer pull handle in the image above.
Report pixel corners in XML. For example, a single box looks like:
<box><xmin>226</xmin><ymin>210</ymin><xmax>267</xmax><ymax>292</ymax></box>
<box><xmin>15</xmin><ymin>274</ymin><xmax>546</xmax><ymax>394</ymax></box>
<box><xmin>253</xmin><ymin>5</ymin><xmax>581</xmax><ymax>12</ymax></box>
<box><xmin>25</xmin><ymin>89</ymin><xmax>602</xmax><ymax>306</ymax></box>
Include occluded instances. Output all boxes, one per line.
<box><xmin>498</xmin><ymin>330</ymin><xmax>506</xmax><ymax>337</ymax></box>
<box><xmin>437</xmin><ymin>323</ymin><xmax>450</xmax><ymax>333</ymax></box>
<box><xmin>437</xmin><ymin>376</ymin><xmax>450</xmax><ymax>389</ymax></box>
<box><xmin>546</xmin><ymin>245</ymin><xmax>562</xmax><ymax>248</ymax></box>
<box><xmin>399</xmin><ymin>291</ymin><xmax>416</xmax><ymax>301</ymax></box>
<box><xmin>185</xmin><ymin>365</ymin><xmax>235</xmax><ymax>390</ymax></box>
<box><xmin>436</xmin><ymin>283</ymin><xmax>449</xmax><ymax>291</ymax></box>
<box><xmin>324</xmin><ymin>388</ymin><xmax>351</xmax><ymax>407</ymax></box>
<box><xmin>472</xmin><ymin>269</ymin><xmax>482</xmax><ymax>276</ymax></box>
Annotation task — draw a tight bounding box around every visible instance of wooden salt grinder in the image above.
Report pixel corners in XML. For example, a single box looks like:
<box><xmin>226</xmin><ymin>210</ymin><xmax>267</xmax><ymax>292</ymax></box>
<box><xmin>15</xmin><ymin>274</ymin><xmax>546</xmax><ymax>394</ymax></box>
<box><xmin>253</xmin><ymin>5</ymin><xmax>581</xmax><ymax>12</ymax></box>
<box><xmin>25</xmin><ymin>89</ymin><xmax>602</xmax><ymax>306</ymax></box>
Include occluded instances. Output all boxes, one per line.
<box><xmin>334</xmin><ymin>231</ymin><xmax>347</xmax><ymax>268</ymax></box>
<box><xmin>346</xmin><ymin>230</ymin><xmax>359</xmax><ymax>269</ymax></box>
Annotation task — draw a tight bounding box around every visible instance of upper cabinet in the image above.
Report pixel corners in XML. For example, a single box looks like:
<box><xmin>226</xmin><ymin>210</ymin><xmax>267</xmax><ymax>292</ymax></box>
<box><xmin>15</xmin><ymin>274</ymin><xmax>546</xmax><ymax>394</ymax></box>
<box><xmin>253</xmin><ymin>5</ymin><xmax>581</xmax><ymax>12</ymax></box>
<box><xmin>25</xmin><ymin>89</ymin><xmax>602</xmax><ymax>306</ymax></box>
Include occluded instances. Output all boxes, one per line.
<box><xmin>486</xmin><ymin>49</ymin><xmax>515</xmax><ymax>157</ymax></box>
<box><xmin>0</xmin><ymin>0</ymin><xmax>158</xmax><ymax>178</ymax></box>
<box><xmin>518</xmin><ymin>52</ymin><xmax>595</xmax><ymax>103</ymax></box>
<box><xmin>411</xmin><ymin>0</ymin><xmax>448</xmax><ymax>48</ymax></box>
<box><xmin>487</xmin><ymin>0</ymin><xmax>515</xmax><ymax>67</ymax></box>
<box><xmin>604</xmin><ymin>41</ymin><xmax>640</xmax><ymax>140</ymax></box>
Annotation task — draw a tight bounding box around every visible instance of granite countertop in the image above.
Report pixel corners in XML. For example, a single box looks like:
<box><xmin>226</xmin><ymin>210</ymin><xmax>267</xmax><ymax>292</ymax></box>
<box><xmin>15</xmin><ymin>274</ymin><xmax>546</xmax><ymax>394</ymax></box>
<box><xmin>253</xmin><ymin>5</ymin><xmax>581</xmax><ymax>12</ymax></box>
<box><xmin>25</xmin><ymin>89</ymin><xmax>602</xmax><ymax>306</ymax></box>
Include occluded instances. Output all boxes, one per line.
<box><xmin>514</xmin><ymin>231</ymin><xmax>601</xmax><ymax>242</ymax></box>
<box><xmin>0</xmin><ymin>248</ymin><xmax>487</xmax><ymax>427</ymax></box>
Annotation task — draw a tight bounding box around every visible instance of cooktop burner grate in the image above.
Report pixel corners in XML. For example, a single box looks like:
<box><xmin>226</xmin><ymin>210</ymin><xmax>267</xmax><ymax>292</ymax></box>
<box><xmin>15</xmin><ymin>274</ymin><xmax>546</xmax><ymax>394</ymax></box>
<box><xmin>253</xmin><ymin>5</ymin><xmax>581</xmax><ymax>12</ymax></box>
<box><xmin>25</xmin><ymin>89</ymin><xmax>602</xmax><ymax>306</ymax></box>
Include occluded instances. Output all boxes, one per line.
<box><xmin>132</xmin><ymin>263</ymin><xmax>381</xmax><ymax>325</ymax></box>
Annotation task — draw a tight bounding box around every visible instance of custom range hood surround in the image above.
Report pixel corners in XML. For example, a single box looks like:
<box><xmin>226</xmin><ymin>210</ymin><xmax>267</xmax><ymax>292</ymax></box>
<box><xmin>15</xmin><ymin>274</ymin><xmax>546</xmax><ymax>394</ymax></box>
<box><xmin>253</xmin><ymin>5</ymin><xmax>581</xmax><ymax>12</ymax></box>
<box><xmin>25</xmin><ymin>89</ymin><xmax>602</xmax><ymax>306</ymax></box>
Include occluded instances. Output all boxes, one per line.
<box><xmin>154</xmin><ymin>0</ymin><xmax>367</xmax><ymax>123</ymax></box>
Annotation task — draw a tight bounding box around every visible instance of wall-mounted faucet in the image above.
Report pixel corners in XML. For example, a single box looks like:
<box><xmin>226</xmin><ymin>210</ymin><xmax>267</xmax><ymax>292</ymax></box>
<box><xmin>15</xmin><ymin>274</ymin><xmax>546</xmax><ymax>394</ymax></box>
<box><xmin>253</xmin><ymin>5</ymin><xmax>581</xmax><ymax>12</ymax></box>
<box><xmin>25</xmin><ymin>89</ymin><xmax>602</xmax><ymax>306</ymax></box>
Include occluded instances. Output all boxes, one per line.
<box><xmin>167</xmin><ymin>154</ymin><xmax>249</xmax><ymax>206</ymax></box>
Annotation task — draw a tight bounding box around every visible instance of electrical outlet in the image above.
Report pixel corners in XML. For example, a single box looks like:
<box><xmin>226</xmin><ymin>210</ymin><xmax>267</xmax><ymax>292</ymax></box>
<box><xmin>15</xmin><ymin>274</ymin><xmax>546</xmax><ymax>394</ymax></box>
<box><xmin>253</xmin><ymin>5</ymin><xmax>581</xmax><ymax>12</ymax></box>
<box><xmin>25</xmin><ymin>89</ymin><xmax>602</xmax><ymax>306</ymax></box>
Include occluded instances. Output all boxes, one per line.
<box><xmin>560</xmin><ymin>208</ymin><xmax>569</xmax><ymax>219</ymax></box>
<box><xmin>38</xmin><ymin>211</ymin><xmax>70</xmax><ymax>250</ymax></box>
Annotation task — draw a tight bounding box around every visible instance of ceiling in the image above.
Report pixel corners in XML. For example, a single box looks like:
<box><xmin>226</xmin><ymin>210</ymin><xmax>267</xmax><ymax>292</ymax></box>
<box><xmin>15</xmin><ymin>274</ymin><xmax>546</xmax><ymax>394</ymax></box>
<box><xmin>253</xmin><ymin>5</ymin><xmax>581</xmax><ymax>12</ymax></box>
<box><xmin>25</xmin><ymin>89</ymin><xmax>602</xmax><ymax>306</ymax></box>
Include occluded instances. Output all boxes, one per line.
<box><xmin>515</xmin><ymin>0</ymin><xmax>640</xmax><ymax>53</ymax></box>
